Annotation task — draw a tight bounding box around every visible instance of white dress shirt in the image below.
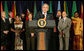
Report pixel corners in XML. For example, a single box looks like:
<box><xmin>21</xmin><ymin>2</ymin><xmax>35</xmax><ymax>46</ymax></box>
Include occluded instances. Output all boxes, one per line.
<box><xmin>42</xmin><ymin>12</ymin><xmax>47</xmax><ymax>19</ymax></box>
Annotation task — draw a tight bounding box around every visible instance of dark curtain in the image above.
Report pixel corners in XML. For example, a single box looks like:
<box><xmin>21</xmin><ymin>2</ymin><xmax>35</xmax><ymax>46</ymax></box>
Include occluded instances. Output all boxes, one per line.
<box><xmin>2</xmin><ymin>1</ymin><xmax>82</xmax><ymax>18</ymax></box>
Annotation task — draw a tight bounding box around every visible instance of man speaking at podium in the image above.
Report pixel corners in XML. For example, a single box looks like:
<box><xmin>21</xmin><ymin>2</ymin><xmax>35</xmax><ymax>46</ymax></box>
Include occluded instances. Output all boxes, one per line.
<box><xmin>35</xmin><ymin>3</ymin><xmax>53</xmax><ymax>50</ymax></box>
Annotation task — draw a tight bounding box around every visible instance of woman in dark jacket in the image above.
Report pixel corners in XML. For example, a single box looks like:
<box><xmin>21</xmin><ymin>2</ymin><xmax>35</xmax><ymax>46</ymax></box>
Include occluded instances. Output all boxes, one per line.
<box><xmin>25</xmin><ymin>13</ymin><xmax>35</xmax><ymax>50</ymax></box>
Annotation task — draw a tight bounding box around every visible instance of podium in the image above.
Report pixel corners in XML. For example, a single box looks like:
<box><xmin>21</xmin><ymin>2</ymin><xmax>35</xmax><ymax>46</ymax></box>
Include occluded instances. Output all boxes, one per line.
<box><xmin>28</xmin><ymin>19</ymin><xmax>56</xmax><ymax>50</ymax></box>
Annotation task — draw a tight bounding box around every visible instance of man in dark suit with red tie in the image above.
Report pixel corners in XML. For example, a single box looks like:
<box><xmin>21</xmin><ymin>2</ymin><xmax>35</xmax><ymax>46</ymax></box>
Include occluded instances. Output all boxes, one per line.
<box><xmin>35</xmin><ymin>3</ymin><xmax>53</xmax><ymax>50</ymax></box>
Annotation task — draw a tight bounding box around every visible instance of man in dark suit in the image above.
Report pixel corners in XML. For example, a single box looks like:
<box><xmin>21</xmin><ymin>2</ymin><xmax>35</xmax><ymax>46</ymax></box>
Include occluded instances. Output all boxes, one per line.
<box><xmin>55</xmin><ymin>10</ymin><xmax>62</xmax><ymax>32</ymax></box>
<box><xmin>52</xmin><ymin>10</ymin><xmax>62</xmax><ymax>50</ymax></box>
<box><xmin>35</xmin><ymin>4</ymin><xmax>53</xmax><ymax>20</ymax></box>
<box><xmin>35</xmin><ymin>3</ymin><xmax>53</xmax><ymax>50</ymax></box>
<box><xmin>8</xmin><ymin>11</ymin><xmax>15</xmax><ymax>50</ymax></box>
<box><xmin>8</xmin><ymin>11</ymin><xmax>15</xmax><ymax>24</ymax></box>
<box><xmin>1</xmin><ymin>11</ymin><xmax>10</xmax><ymax>50</ymax></box>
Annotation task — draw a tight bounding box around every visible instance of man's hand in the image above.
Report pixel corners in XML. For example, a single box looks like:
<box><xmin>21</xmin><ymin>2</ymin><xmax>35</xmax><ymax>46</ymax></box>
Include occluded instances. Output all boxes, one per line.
<box><xmin>3</xmin><ymin>31</ymin><xmax>9</xmax><ymax>34</ymax></box>
<box><xmin>23</xmin><ymin>29</ymin><xmax>25</xmax><ymax>31</ymax></box>
<box><xmin>31</xmin><ymin>33</ymin><xmax>34</xmax><ymax>37</ymax></box>
<box><xmin>60</xmin><ymin>31</ymin><xmax>63</xmax><ymax>35</ymax></box>
<box><xmin>54</xmin><ymin>27</ymin><xmax>56</xmax><ymax>32</ymax></box>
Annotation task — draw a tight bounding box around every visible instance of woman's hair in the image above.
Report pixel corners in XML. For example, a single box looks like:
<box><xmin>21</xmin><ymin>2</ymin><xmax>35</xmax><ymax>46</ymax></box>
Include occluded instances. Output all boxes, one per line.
<box><xmin>14</xmin><ymin>14</ymin><xmax>20</xmax><ymax>19</ymax></box>
<box><xmin>28</xmin><ymin>12</ymin><xmax>33</xmax><ymax>18</ymax></box>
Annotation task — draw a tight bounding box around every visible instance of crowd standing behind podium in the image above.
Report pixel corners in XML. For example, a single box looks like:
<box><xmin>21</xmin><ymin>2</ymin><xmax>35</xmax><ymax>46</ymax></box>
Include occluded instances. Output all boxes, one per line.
<box><xmin>1</xmin><ymin>3</ymin><xmax>83</xmax><ymax>50</ymax></box>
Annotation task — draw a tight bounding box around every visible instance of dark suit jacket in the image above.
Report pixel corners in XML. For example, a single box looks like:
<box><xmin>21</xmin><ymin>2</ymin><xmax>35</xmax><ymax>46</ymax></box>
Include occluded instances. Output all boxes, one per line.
<box><xmin>25</xmin><ymin>21</ymin><xmax>35</xmax><ymax>38</ymax></box>
<box><xmin>1</xmin><ymin>18</ymin><xmax>10</xmax><ymax>45</ymax></box>
<box><xmin>1</xmin><ymin>18</ymin><xmax>10</xmax><ymax>37</ymax></box>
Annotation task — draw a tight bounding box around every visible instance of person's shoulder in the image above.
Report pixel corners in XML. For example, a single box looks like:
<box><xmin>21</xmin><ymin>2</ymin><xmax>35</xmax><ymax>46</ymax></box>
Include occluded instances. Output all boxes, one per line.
<box><xmin>47</xmin><ymin>13</ymin><xmax>53</xmax><ymax>18</ymax></box>
<box><xmin>59</xmin><ymin>18</ymin><xmax>62</xmax><ymax>22</ymax></box>
<box><xmin>66</xmin><ymin>17</ymin><xmax>71</xmax><ymax>22</ymax></box>
<box><xmin>66</xmin><ymin>17</ymin><xmax>71</xmax><ymax>20</ymax></box>
<box><xmin>78</xmin><ymin>17</ymin><xmax>83</xmax><ymax>21</ymax></box>
<box><xmin>60</xmin><ymin>18</ymin><xmax>63</xmax><ymax>21</ymax></box>
<box><xmin>80</xmin><ymin>18</ymin><xmax>83</xmax><ymax>21</ymax></box>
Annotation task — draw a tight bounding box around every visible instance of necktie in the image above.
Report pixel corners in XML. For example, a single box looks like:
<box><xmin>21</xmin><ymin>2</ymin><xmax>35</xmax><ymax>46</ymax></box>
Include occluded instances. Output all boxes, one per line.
<box><xmin>63</xmin><ymin>19</ymin><xmax>65</xmax><ymax>22</ymax></box>
<box><xmin>62</xmin><ymin>19</ymin><xmax>64</xmax><ymax>23</ymax></box>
